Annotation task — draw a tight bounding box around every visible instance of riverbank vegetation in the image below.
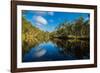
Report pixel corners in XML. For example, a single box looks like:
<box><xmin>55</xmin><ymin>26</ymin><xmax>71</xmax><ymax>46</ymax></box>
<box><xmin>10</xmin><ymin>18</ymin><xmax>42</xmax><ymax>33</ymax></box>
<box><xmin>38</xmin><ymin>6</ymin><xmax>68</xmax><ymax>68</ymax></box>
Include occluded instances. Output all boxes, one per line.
<box><xmin>22</xmin><ymin>17</ymin><xmax>49</xmax><ymax>53</ymax></box>
<box><xmin>50</xmin><ymin>17</ymin><xmax>89</xmax><ymax>40</ymax></box>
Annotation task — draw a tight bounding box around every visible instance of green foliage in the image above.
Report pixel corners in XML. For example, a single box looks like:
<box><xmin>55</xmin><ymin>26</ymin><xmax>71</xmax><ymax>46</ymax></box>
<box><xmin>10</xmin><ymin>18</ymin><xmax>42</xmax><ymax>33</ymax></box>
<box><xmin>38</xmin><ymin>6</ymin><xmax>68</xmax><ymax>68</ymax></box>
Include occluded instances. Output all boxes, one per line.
<box><xmin>22</xmin><ymin>16</ymin><xmax>50</xmax><ymax>54</ymax></box>
<box><xmin>51</xmin><ymin>16</ymin><xmax>90</xmax><ymax>39</ymax></box>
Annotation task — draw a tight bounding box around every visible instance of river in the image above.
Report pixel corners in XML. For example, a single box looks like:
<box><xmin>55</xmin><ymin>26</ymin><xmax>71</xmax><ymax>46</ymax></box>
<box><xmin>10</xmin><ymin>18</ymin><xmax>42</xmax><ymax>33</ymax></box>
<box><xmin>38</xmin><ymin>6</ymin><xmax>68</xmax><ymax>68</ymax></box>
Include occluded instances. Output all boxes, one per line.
<box><xmin>22</xmin><ymin>39</ymin><xmax>90</xmax><ymax>62</ymax></box>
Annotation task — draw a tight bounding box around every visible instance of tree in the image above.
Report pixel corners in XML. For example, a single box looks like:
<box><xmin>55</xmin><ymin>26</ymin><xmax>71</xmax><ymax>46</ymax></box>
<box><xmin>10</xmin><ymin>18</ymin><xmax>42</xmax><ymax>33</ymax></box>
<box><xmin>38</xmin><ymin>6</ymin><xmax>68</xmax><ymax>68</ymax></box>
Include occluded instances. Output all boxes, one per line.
<box><xmin>72</xmin><ymin>17</ymin><xmax>84</xmax><ymax>38</ymax></box>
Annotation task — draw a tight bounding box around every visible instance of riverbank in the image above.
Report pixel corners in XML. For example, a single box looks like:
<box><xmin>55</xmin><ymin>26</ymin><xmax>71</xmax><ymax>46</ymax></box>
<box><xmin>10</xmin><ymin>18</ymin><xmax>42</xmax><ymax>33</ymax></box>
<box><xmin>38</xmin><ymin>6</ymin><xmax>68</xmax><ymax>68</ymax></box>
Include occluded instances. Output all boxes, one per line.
<box><xmin>52</xmin><ymin>35</ymin><xmax>89</xmax><ymax>40</ymax></box>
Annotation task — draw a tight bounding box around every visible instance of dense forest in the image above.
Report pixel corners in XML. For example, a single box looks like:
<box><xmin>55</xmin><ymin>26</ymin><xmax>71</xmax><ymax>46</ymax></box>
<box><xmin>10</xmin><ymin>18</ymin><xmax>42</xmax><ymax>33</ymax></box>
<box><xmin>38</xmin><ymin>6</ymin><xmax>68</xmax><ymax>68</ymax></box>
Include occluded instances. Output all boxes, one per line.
<box><xmin>22</xmin><ymin>16</ymin><xmax>90</xmax><ymax>53</ymax></box>
<box><xmin>50</xmin><ymin>17</ymin><xmax>90</xmax><ymax>40</ymax></box>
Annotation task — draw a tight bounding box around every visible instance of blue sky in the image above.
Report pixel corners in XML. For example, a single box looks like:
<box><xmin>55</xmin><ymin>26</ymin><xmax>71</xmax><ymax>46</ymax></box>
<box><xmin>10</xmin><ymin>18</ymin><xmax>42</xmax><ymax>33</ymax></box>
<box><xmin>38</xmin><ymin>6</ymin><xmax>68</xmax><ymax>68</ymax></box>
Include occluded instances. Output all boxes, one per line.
<box><xmin>22</xmin><ymin>10</ymin><xmax>89</xmax><ymax>32</ymax></box>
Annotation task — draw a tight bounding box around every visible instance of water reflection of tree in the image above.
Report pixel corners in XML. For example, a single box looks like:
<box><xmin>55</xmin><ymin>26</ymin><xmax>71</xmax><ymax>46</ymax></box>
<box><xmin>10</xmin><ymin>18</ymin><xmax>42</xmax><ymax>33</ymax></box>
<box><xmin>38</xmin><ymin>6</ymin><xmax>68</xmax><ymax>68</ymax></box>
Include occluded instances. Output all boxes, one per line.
<box><xmin>22</xmin><ymin>40</ymin><xmax>43</xmax><ymax>56</ymax></box>
<box><xmin>22</xmin><ymin>37</ymin><xmax>51</xmax><ymax>56</ymax></box>
<box><xmin>51</xmin><ymin>38</ymin><xmax>90</xmax><ymax>59</ymax></box>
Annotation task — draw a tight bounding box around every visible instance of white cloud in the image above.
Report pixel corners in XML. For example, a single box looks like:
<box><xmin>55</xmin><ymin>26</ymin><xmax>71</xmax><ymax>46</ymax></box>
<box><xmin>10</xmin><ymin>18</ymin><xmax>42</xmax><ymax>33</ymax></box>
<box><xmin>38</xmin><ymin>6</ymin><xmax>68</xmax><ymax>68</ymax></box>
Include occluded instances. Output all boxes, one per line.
<box><xmin>35</xmin><ymin>11</ymin><xmax>54</xmax><ymax>16</ymax></box>
<box><xmin>35</xmin><ymin>16</ymin><xmax>48</xmax><ymax>25</ymax></box>
<box><xmin>84</xmin><ymin>17</ymin><xmax>89</xmax><ymax>21</ymax></box>
<box><xmin>35</xmin><ymin>22</ymin><xmax>42</xmax><ymax>26</ymax></box>
<box><xmin>48</xmin><ymin>12</ymin><xmax>54</xmax><ymax>16</ymax></box>
<box><xmin>35</xmin><ymin>11</ymin><xmax>46</xmax><ymax>15</ymax></box>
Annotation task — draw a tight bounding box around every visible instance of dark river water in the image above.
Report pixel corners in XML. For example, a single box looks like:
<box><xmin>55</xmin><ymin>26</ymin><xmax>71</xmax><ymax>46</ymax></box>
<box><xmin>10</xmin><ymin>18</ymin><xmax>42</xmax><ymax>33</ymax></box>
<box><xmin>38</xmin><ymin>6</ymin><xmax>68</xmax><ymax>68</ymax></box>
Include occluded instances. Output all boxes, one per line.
<box><xmin>22</xmin><ymin>39</ymin><xmax>90</xmax><ymax>62</ymax></box>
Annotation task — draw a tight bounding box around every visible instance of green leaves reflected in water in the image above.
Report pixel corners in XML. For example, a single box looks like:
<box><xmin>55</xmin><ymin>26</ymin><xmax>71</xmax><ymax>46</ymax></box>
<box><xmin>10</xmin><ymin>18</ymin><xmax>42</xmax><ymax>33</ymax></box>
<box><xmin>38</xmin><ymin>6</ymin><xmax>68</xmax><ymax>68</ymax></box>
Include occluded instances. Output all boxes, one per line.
<box><xmin>51</xmin><ymin>38</ymin><xmax>89</xmax><ymax>59</ymax></box>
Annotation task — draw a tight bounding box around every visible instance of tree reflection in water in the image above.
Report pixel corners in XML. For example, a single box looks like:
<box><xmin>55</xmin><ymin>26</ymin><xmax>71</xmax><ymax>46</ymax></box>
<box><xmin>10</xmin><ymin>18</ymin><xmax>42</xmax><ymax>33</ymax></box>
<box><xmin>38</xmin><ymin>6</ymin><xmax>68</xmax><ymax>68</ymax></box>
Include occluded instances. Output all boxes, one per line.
<box><xmin>22</xmin><ymin>38</ymin><xmax>90</xmax><ymax>62</ymax></box>
<box><xmin>51</xmin><ymin>38</ymin><xmax>90</xmax><ymax>59</ymax></box>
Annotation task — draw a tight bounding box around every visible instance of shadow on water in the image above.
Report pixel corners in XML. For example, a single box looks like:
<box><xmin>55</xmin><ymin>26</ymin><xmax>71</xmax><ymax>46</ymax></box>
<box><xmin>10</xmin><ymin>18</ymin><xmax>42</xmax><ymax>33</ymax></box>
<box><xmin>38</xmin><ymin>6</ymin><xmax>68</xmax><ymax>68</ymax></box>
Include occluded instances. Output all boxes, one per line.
<box><xmin>22</xmin><ymin>38</ymin><xmax>90</xmax><ymax>62</ymax></box>
<box><xmin>51</xmin><ymin>38</ymin><xmax>90</xmax><ymax>59</ymax></box>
